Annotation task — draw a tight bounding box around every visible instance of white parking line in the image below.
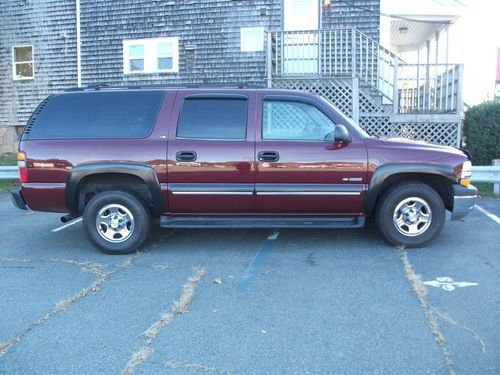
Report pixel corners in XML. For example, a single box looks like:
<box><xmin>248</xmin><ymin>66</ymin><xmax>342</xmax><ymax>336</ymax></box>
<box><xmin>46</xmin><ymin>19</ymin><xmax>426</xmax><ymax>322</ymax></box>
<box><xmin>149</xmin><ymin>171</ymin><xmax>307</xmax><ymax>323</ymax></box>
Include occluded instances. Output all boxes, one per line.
<box><xmin>474</xmin><ymin>205</ymin><xmax>500</xmax><ymax>224</ymax></box>
<box><xmin>51</xmin><ymin>217</ymin><xmax>82</xmax><ymax>232</ymax></box>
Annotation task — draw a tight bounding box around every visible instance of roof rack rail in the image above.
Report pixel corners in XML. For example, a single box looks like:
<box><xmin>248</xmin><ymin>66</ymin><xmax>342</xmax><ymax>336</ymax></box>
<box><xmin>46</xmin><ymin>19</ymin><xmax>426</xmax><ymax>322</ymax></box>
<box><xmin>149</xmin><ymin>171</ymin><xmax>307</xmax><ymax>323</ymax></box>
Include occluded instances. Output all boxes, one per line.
<box><xmin>64</xmin><ymin>82</ymin><xmax>266</xmax><ymax>92</ymax></box>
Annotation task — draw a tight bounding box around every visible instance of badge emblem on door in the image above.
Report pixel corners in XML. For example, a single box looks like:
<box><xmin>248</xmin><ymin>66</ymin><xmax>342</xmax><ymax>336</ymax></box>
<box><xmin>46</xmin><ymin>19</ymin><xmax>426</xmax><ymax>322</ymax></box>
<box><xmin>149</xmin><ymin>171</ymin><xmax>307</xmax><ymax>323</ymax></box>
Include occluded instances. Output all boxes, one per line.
<box><xmin>342</xmin><ymin>177</ymin><xmax>363</xmax><ymax>182</ymax></box>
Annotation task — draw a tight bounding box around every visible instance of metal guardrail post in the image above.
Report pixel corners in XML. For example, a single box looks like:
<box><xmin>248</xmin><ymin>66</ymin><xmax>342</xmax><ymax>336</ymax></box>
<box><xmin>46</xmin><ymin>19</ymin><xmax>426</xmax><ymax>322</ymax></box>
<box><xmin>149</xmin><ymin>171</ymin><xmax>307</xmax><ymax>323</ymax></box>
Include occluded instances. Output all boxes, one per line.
<box><xmin>494</xmin><ymin>160</ymin><xmax>500</xmax><ymax>195</ymax></box>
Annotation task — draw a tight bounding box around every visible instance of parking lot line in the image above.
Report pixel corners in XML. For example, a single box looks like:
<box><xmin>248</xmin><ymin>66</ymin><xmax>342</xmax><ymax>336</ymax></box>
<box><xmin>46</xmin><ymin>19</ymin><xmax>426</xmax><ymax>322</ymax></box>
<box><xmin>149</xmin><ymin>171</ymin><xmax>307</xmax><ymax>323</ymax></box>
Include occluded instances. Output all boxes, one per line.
<box><xmin>237</xmin><ymin>230</ymin><xmax>280</xmax><ymax>294</ymax></box>
<box><xmin>51</xmin><ymin>217</ymin><xmax>83</xmax><ymax>232</ymax></box>
<box><xmin>474</xmin><ymin>205</ymin><xmax>500</xmax><ymax>224</ymax></box>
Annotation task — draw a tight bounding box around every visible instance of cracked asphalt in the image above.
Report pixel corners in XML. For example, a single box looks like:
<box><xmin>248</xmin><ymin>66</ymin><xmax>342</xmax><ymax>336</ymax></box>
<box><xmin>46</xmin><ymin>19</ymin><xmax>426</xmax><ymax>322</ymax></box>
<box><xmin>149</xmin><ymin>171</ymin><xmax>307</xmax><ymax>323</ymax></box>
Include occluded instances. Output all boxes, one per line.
<box><xmin>0</xmin><ymin>192</ymin><xmax>499</xmax><ymax>375</ymax></box>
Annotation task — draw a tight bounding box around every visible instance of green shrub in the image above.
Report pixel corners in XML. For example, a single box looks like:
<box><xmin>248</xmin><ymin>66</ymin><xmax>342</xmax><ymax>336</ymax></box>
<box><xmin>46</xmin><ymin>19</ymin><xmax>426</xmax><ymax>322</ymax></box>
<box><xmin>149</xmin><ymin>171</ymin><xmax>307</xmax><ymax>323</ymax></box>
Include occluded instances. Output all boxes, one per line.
<box><xmin>463</xmin><ymin>102</ymin><xmax>500</xmax><ymax>165</ymax></box>
<box><xmin>0</xmin><ymin>153</ymin><xmax>17</xmax><ymax>166</ymax></box>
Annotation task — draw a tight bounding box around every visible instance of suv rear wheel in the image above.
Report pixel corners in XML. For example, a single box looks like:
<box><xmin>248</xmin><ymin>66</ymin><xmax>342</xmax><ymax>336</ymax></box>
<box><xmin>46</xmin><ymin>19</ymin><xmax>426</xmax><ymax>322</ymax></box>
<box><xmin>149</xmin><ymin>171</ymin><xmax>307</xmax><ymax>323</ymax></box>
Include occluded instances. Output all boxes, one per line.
<box><xmin>375</xmin><ymin>182</ymin><xmax>445</xmax><ymax>247</ymax></box>
<box><xmin>83</xmin><ymin>191</ymin><xmax>151</xmax><ymax>254</ymax></box>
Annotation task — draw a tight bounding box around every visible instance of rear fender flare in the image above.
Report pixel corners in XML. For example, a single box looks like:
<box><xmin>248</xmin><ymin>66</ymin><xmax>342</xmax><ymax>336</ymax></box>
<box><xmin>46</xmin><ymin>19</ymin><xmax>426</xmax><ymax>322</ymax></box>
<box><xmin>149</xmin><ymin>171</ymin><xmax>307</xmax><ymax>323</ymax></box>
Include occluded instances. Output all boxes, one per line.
<box><xmin>66</xmin><ymin>162</ymin><xmax>163</xmax><ymax>215</ymax></box>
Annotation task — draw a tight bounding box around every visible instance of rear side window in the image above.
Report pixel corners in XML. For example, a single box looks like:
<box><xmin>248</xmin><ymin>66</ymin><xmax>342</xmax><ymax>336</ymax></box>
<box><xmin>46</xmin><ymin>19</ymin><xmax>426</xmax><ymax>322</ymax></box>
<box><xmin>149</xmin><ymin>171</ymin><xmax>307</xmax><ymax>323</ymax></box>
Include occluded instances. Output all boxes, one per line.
<box><xmin>177</xmin><ymin>98</ymin><xmax>247</xmax><ymax>140</ymax></box>
<box><xmin>29</xmin><ymin>91</ymin><xmax>164</xmax><ymax>139</ymax></box>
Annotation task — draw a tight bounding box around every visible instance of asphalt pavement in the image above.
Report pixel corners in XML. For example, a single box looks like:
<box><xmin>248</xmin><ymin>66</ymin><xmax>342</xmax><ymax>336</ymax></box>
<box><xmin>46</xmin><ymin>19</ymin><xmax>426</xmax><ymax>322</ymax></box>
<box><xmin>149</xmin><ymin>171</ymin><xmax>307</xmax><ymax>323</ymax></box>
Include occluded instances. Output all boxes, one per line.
<box><xmin>0</xmin><ymin>192</ymin><xmax>499</xmax><ymax>375</ymax></box>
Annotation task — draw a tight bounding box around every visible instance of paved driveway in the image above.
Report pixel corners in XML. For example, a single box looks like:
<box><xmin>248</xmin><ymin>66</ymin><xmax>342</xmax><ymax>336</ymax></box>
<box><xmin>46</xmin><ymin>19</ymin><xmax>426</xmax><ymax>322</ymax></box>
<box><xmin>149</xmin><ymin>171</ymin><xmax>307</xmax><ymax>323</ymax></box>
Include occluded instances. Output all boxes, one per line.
<box><xmin>0</xmin><ymin>192</ymin><xmax>499</xmax><ymax>375</ymax></box>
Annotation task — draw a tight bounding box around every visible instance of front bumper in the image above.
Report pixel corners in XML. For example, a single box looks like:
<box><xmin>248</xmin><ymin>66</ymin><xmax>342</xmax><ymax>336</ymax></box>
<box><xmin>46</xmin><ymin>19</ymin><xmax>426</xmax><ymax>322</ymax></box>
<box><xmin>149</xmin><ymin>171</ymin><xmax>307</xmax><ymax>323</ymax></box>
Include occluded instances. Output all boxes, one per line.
<box><xmin>10</xmin><ymin>187</ymin><xmax>28</xmax><ymax>210</ymax></box>
<box><xmin>450</xmin><ymin>184</ymin><xmax>477</xmax><ymax>220</ymax></box>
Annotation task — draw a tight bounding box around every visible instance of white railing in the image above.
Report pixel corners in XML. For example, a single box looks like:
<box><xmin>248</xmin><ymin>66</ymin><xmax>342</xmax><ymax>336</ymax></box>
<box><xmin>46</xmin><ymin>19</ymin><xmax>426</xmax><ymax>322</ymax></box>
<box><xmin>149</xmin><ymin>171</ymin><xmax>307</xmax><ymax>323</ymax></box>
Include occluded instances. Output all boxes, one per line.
<box><xmin>268</xmin><ymin>28</ymin><xmax>398</xmax><ymax>100</ymax></box>
<box><xmin>396</xmin><ymin>64</ymin><xmax>463</xmax><ymax>114</ymax></box>
<box><xmin>268</xmin><ymin>28</ymin><xmax>463</xmax><ymax>114</ymax></box>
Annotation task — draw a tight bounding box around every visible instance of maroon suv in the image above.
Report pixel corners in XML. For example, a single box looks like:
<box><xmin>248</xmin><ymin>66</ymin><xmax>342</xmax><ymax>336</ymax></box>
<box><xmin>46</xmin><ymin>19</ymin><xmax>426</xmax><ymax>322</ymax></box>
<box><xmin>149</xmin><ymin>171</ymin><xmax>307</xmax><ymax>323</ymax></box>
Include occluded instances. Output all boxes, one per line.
<box><xmin>10</xmin><ymin>87</ymin><xmax>477</xmax><ymax>254</ymax></box>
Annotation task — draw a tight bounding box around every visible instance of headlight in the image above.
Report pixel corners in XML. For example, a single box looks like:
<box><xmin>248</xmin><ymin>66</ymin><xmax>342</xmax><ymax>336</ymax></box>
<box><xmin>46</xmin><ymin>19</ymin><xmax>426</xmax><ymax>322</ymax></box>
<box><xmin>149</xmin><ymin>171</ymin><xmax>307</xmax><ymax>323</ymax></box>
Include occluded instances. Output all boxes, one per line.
<box><xmin>460</xmin><ymin>161</ymin><xmax>472</xmax><ymax>187</ymax></box>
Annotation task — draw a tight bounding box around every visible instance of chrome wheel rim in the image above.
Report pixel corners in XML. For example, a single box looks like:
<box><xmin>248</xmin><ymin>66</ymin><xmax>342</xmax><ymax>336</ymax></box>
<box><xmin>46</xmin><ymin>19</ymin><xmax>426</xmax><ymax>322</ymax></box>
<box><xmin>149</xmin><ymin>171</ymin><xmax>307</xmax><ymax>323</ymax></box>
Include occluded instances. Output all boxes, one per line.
<box><xmin>96</xmin><ymin>204</ymin><xmax>135</xmax><ymax>243</ymax></box>
<box><xmin>393</xmin><ymin>197</ymin><xmax>432</xmax><ymax>237</ymax></box>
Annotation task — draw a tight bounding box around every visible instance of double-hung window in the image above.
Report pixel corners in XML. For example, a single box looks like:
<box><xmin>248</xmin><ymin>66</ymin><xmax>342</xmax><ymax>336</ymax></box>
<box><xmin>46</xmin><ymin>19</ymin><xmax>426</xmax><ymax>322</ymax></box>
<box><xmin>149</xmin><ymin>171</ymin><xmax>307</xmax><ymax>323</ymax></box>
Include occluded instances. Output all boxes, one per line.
<box><xmin>12</xmin><ymin>45</ymin><xmax>34</xmax><ymax>80</ymax></box>
<box><xmin>123</xmin><ymin>37</ymin><xmax>178</xmax><ymax>74</ymax></box>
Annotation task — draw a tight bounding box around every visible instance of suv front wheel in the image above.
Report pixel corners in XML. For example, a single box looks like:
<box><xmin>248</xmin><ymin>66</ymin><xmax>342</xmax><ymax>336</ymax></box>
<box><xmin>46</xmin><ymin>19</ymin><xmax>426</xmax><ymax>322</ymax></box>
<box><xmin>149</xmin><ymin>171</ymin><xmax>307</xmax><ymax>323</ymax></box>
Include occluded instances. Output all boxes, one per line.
<box><xmin>83</xmin><ymin>191</ymin><xmax>151</xmax><ymax>254</ymax></box>
<box><xmin>375</xmin><ymin>182</ymin><xmax>445</xmax><ymax>247</ymax></box>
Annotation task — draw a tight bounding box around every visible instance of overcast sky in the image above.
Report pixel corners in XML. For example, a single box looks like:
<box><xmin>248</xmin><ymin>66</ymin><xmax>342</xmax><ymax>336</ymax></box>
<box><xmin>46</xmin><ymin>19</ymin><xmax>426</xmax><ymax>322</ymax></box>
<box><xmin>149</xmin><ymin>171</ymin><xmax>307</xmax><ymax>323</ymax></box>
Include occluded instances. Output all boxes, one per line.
<box><xmin>381</xmin><ymin>0</ymin><xmax>500</xmax><ymax>105</ymax></box>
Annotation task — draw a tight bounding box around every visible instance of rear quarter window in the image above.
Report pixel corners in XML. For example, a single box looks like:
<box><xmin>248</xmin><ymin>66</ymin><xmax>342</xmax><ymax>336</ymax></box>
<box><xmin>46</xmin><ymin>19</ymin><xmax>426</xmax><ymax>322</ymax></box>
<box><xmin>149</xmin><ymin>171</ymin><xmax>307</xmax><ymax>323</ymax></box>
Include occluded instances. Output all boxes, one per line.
<box><xmin>29</xmin><ymin>91</ymin><xmax>164</xmax><ymax>139</ymax></box>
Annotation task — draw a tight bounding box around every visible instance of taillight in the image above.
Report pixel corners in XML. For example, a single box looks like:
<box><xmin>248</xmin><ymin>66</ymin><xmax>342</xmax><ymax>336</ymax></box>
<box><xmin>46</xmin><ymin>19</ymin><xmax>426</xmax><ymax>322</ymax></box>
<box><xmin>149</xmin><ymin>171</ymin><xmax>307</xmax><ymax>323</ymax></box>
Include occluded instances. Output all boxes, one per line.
<box><xmin>17</xmin><ymin>152</ymin><xmax>28</xmax><ymax>183</ymax></box>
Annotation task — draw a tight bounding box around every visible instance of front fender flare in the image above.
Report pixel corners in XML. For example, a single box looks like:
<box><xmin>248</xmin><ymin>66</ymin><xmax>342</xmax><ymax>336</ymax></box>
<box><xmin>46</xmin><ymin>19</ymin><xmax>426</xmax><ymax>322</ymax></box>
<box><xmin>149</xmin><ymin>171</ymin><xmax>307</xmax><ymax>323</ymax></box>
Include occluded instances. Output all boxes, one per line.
<box><xmin>66</xmin><ymin>162</ymin><xmax>164</xmax><ymax>215</ymax></box>
<box><xmin>364</xmin><ymin>163</ymin><xmax>456</xmax><ymax>215</ymax></box>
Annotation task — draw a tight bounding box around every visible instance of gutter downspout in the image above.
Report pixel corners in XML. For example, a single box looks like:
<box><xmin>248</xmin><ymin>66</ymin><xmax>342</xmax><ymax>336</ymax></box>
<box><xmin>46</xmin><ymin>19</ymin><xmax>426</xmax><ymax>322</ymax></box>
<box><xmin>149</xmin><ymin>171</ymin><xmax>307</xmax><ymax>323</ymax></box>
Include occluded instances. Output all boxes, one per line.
<box><xmin>76</xmin><ymin>0</ymin><xmax>81</xmax><ymax>87</ymax></box>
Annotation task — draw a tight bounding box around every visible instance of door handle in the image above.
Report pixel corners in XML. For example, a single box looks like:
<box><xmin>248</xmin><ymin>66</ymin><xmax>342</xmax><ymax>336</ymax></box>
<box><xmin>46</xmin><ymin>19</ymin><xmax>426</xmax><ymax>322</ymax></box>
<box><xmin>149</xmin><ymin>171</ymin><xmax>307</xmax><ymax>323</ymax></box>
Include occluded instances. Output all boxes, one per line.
<box><xmin>258</xmin><ymin>151</ymin><xmax>279</xmax><ymax>162</ymax></box>
<box><xmin>176</xmin><ymin>151</ymin><xmax>197</xmax><ymax>162</ymax></box>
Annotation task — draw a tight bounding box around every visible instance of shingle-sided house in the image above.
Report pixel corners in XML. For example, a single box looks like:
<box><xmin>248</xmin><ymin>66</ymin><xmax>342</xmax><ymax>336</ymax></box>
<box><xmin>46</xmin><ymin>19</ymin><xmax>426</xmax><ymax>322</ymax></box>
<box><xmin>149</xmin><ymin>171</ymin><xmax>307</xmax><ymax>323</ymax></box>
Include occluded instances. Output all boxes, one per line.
<box><xmin>0</xmin><ymin>0</ymin><xmax>463</xmax><ymax>152</ymax></box>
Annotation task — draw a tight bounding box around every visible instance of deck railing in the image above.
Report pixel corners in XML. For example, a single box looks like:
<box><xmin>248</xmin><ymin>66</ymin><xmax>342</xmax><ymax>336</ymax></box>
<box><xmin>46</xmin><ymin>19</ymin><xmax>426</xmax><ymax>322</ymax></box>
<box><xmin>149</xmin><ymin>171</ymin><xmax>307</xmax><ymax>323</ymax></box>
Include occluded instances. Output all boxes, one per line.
<box><xmin>267</xmin><ymin>29</ymin><xmax>463</xmax><ymax>114</ymax></box>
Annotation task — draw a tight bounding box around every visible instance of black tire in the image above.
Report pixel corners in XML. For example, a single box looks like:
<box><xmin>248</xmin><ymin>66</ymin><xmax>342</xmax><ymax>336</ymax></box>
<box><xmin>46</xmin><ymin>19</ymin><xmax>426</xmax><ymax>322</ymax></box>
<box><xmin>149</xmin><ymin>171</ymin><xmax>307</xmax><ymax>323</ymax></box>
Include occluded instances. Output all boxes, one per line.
<box><xmin>375</xmin><ymin>182</ymin><xmax>445</xmax><ymax>247</ymax></box>
<box><xmin>82</xmin><ymin>190</ymin><xmax>151</xmax><ymax>254</ymax></box>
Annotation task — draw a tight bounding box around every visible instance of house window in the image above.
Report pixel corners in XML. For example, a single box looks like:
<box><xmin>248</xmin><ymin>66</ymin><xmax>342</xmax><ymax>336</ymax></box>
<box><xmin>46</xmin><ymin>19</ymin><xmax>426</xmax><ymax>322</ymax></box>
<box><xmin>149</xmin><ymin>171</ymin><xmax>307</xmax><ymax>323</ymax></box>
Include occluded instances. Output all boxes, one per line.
<box><xmin>12</xmin><ymin>45</ymin><xmax>34</xmax><ymax>80</ymax></box>
<box><xmin>123</xmin><ymin>37</ymin><xmax>179</xmax><ymax>74</ymax></box>
<box><xmin>240</xmin><ymin>27</ymin><xmax>264</xmax><ymax>52</ymax></box>
<box><xmin>128</xmin><ymin>44</ymin><xmax>145</xmax><ymax>72</ymax></box>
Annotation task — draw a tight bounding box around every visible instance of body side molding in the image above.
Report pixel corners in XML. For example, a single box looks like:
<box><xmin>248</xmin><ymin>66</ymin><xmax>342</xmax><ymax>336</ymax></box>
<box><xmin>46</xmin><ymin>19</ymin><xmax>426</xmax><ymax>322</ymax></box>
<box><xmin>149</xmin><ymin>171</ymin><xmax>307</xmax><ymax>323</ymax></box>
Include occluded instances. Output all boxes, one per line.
<box><xmin>66</xmin><ymin>162</ymin><xmax>164</xmax><ymax>214</ymax></box>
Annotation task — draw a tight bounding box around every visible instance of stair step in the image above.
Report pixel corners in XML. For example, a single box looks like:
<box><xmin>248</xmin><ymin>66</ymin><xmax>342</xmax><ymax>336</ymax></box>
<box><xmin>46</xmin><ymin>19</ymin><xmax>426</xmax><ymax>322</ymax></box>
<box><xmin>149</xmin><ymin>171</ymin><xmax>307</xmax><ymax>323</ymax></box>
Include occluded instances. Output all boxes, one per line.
<box><xmin>160</xmin><ymin>215</ymin><xmax>365</xmax><ymax>229</ymax></box>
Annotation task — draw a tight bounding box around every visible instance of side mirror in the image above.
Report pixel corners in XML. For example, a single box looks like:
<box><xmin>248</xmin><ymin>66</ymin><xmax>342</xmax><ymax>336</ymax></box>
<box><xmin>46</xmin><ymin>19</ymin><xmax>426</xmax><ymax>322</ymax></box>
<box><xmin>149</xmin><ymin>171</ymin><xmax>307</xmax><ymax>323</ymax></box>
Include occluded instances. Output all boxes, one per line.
<box><xmin>333</xmin><ymin>125</ymin><xmax>352</xmax><ymax>144</ymax></box>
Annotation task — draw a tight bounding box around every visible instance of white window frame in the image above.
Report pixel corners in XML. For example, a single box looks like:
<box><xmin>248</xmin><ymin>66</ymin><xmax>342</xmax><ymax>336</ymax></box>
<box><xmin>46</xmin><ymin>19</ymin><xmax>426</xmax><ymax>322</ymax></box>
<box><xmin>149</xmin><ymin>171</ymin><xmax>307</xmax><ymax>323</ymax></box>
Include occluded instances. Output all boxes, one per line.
<box><xmin>123</xmin><ymin>37</ymin><xmax>179</xmax><ymax>75</ymax></box>
<box><xmin>12</xmin><ymin>45</ymin><xmax>34</xmax><ymax>80</ymax></box>
<box><xmin>240</xmin><ymin>27</ymin><xmax>265</xmax><ymax>52</ymax></box>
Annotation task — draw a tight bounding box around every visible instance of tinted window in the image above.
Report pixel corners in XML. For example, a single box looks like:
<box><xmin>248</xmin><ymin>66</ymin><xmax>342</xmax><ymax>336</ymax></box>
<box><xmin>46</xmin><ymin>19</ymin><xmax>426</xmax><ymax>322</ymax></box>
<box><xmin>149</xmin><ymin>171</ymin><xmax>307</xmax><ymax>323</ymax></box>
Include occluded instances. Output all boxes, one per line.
<box><xmin>177</xmin><ymin>98</ymin><xmax>247</xmax><ymax>140</ymax></box>
<box><xmin>263</xmin><ymin>100</ymin><xmax>336</xmax><ymax>141</ymax></box>
<box><xmin>30</xmin><ymin>91</ymin><xmax>164</xmax><ymax>139</ymax></box>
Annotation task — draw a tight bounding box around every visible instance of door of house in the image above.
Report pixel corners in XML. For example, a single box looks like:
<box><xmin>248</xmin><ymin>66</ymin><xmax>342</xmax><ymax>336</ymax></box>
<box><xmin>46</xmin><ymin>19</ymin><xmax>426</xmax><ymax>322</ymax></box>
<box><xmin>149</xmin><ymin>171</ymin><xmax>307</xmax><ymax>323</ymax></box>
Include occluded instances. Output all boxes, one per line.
<box><xmin>283</xmin><ymin>0</ymin><xmax>320</xmax><ymax>75</ymax></box>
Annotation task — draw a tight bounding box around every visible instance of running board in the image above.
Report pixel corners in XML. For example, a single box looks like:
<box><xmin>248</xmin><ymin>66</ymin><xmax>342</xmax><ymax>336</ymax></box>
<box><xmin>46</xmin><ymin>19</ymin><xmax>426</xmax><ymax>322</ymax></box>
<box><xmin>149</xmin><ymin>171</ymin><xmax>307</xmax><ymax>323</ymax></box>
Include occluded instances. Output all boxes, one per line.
<box><xmin>160</xmin><ymin>215</ymin><xmax>365</xmax><ymax>229</ymax></box>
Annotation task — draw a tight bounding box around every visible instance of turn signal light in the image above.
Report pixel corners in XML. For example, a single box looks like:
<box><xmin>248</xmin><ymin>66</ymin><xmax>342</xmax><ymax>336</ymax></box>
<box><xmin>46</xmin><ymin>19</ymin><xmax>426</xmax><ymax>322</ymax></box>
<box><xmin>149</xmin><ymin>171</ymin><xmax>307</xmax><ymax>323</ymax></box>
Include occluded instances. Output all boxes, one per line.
<box><xmin>460</xmin><ymin>161</ymin><xmax>472</xmax><ymax>187</ymax></box>
<box><xmin>460</xmin><ymin>179</ymin><xmax>470</xmax><ymax>187</ymax></box>
<box><xmin>17</xmin><ymin>151</ymin><xmax>28</xmax><ymax>183</ymax></box>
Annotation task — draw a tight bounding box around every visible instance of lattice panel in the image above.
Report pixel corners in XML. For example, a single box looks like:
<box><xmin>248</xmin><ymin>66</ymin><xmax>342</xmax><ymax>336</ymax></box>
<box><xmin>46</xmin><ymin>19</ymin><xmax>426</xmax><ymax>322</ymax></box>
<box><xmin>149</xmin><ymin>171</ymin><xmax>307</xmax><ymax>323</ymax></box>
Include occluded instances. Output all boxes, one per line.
<box><xmin>359</xmin><ymin>90</ymin><xmax>386</xmax><ymax>113</ymax></box>
<box><xmin>363</xmin><ymin>120</ymin><xmax>460</xmax><ymax>146</ymax></box>
<box><xmin>272</xmin><ymin>78</ymin><xmax>353</xmax><ymax>118</ymax></box>
<box><xmin>360</xmin><ymin>115</ymin><xmax>390</xmax><ymax>136</ymax></box>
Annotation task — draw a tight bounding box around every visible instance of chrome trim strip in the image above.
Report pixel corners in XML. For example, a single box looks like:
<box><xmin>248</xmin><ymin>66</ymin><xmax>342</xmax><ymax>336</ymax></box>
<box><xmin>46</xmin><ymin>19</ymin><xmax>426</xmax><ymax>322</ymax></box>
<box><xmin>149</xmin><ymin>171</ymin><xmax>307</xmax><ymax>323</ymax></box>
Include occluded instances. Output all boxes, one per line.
<box><xmin>22</xmin><ymin>183</ymin><xmax>66</xmax><ymax>189</ymax></box>
<box><xmin>172</xmin><ymin>191</ymin><xmax>253</xmax><ymax>195</ymax></box>
<box><xmin>454</xmin><ymin>195</ymin><xmax>478</xmax><ymax>199</ymax></box>
<box><xmin>256</xmin><ymin>183</ymin><xmax>366</xmax><ymax>193</ymax></box>
<box><xmin>167</xmin><ymin>183</ymin><xmax>365</xmax><ymax>196</ymax></box>
<box><xmin>256</xmin><ymin>191</ymin><xmax>361</xmax><ymax>196</ymax></box>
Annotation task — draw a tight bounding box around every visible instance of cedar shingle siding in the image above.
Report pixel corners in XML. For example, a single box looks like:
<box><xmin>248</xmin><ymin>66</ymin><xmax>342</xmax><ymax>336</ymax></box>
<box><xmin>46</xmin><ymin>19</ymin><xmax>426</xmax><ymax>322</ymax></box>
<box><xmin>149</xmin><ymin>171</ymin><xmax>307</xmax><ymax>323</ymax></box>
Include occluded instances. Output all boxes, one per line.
<box><xmin>0</xmin><ymin>0</ymin><xmax>380</xmax><ymax>126</ymax></box>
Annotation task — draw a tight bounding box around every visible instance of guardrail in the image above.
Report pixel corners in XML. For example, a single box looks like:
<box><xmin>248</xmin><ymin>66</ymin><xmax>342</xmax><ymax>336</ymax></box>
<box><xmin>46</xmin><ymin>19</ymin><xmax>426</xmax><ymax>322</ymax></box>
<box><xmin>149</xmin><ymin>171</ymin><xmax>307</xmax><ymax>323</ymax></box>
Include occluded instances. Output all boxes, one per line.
<box><xmin>1</xmin><ymin>165</ymin><xmax>499</xmax><ymax>193</ymax></box>
<box><xmin>0</xmin><ymin>166</ymin><xmax>18</xmax><ymax>180</ymax></box>
<box><xmin>471</xmin><ymin>166</ymin><xmax>500</xmax><ymax>183</ymax></box>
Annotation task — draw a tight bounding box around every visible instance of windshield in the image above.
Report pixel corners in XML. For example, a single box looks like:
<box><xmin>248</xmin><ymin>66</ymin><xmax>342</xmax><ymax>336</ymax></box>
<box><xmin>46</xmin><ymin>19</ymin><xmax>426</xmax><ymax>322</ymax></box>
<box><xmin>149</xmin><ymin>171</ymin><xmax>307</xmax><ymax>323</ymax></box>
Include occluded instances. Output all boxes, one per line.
<box><xmin>318</xmin><ymin>96</ymin><xmax>370</xmax><ymax>138</ymax></box>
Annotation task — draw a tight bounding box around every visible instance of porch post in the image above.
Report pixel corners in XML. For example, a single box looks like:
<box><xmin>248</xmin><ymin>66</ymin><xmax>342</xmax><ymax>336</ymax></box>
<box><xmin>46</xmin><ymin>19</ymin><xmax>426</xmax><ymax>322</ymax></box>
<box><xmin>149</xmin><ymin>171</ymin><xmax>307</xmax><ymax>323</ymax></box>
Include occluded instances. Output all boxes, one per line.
<box><xmin>352</xmin><ymin>77</ymin><xmax>360</xmax><ymax>123</ymax></box>
<box><xmin>266</xmin><ymin>31</ymin><xmax>272</xmax><ymax>88</ymax></box>
<box><xmin>392</xmin><ymin>56</ymin><xmax>399</xmax><ymax>114</ymax></box>
<box><xmin>456</xmin><ymin>64</ymin><xmax>464</xmax><ymax>147</ymax></box>
<box><xmin>351</xmin><ymin>29</ymin><xmax>357</xmax><ymax>78</ymax></box>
